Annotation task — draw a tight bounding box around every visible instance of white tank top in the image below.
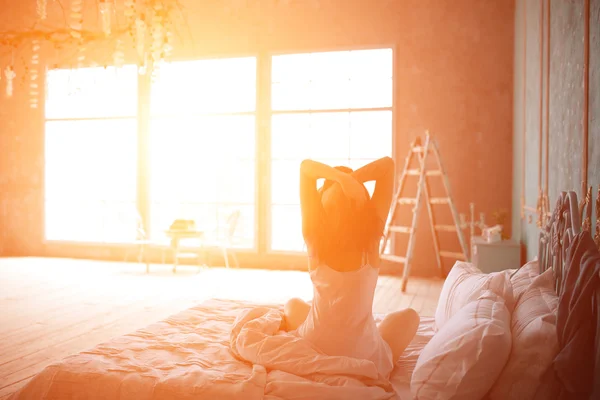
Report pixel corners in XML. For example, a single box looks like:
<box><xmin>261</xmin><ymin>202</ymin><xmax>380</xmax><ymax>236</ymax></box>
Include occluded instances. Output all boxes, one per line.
<box><xmin>295</xmin><ymin>262</ymin><xmax>394</xmax><ymax>378</ymax></box>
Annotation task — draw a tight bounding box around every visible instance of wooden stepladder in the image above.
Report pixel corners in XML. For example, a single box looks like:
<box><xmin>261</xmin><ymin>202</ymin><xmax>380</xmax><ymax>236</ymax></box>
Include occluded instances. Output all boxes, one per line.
<box><xmin>380</xmin><ymin>131</ymin><xmax>469</xmax><ymax>292</ymax></box>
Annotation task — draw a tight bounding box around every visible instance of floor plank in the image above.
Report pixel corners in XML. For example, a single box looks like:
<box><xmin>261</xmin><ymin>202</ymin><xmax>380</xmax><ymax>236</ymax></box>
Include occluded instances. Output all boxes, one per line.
<box><xmin>0</xmin><ymin>257</ymin><xmax>443</xmax><ymax>398</ymax></box>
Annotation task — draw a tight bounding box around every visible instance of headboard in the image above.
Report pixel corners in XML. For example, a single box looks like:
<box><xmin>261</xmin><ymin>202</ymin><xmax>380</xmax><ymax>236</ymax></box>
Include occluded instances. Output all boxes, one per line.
<box><xmin>538</xmin><ymin>187</ymin><xmax>600</xmax><ymax>295</ymax></box>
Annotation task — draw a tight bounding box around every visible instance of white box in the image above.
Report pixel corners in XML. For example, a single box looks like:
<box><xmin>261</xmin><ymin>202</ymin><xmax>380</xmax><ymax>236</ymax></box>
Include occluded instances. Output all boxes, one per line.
<box><xmin>471</xmin><ymin>237</ymin><xmax>521</xmax><ymax>273</ymax></box>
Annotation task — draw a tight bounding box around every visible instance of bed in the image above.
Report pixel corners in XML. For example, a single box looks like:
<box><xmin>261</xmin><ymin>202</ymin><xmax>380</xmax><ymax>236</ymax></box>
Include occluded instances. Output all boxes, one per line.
<box><xmin>6</xmin><ymin>298</ymin><xmax>435</xmax><ymax>400</ymax></box>
<box><xmin>8</xmin><ymin>190</ymin><xmax>600</xmax><ymax>400</ymax></box>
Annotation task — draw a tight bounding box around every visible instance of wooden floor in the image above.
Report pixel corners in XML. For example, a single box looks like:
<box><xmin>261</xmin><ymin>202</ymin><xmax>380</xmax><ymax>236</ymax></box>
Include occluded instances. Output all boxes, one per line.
<box><xmin>0</xmin><ymin>257</ymin><xmax>443</xmax><ymax>398</ymax></box>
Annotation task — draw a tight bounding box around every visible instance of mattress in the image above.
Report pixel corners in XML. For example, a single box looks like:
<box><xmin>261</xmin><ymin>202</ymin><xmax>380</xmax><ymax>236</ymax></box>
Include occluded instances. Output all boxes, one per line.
<box><xmin>9</xmin><ymin>299</ymin><xmax>435</xmax><ymax>400</ymax></box>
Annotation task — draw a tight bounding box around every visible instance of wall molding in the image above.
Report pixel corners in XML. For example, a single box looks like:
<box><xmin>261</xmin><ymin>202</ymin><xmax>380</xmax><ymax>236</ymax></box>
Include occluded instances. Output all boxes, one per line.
<box><xmin>521</xmin><ymin>0</ymin><xmax>592</xmax><ymax>229</ymax></box>
<box><xmin>521</xmin><ymin>0</ymin><xmax>527</xmax><ymax>220</ymax></box>
<box><xmin>583</xmin><ymin>0</ymin><xmax>590</xmax><ymax>191</ymax></box>
<box><xmin>522</xmin><ymin>0</ymin><xmax>551</xmax><ymax>227</ymax></box>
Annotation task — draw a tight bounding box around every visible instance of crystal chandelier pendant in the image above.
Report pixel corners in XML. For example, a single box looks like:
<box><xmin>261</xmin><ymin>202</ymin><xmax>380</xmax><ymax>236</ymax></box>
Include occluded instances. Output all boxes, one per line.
<box><xmin>5</xmin><ymin>66</ymin><xmax>16</xmax><ymax>98</ymax></box>
<box><xmin>99</xmin><ymin>1</ymin><xmax>112</xmax><ymax>36</ymax></box>
<box><xmin>37</xmin><ymin>0</ymin><xmax>47</xmax><ymax>20</ymax></box>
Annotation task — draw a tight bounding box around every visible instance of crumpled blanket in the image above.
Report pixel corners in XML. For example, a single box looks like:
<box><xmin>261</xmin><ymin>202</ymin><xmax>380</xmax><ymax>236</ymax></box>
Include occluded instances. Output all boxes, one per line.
<box><xmin>230</xmin><ymin>306</ymin><xmax>397</xmax><ymax>400</ymax></box>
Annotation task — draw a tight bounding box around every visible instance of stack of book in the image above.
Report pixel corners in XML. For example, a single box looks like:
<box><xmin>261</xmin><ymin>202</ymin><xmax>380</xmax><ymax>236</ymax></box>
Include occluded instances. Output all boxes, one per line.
<box><xmin>169</xmin><ymin>219</ymin><xmax>196</xmax><ymax>231</ymax></box>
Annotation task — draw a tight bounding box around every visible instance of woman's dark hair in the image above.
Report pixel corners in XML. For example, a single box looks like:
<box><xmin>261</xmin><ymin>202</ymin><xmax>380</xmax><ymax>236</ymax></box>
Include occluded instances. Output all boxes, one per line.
<box><xmin>320</xmin><ymin>166</ymin><xmax>354</xmax><ymax>193</ymax></box>
<box><xmin>312</xmin><ymin>166</ymin><xmax>380</xmax><ymax>265</ymax></box>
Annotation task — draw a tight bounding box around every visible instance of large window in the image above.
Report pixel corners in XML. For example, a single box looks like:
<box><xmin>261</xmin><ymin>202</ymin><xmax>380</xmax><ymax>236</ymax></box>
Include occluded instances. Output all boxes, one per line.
<box><xmin>43</xmin><ymin>49</ymin><xmax>394</xmax><ymax>256</ymax></box>
<box><xmin>270</xmin><ymin>49</ymin><xmax>393</xmax><ymax>252</ymax></box>
<box><xmin>148</xmin><ymin>57</ymin><xmax>256</xmax><ymax>249</ymax></box>
<box><xmin>44</xmin><ymin>66</ymin><xmax>138</xmax><ymax>242</ymax></box>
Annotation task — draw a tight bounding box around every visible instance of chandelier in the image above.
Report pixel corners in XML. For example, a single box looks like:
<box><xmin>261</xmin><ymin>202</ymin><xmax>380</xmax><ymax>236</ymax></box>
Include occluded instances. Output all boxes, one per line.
<box><xmin>0</xmin><ymin>0</ymin><xmax>181</xmax><ymax>107</ymax></box>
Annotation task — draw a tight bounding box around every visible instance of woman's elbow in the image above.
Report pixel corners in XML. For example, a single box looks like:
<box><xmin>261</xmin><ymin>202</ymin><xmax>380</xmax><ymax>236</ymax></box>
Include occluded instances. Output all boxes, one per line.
<box><xmin>381</xmin><ymin>156</ymin><xmax>395</xmax><ymax>173</ymax></box>
<box><xmin>381</xmin><ymin>156</ymin><xmax>394</xmax><ymax>166</ymax></box>
<box><xmin>300</xmin><ymin>159</ymin><xmax>314</xmax><ymax>174</ymax></box>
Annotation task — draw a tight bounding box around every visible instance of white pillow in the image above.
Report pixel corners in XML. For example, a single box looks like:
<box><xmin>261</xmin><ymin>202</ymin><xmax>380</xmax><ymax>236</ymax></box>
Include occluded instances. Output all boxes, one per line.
<box><xmin>489</xmin><ymin>268</ymin><xmax>558</xmax><ymax>400</ymax></box>
<box><xmin>435</xmin><ymin>261</ymin><xmax>514</xmax><ymax>331</ymax></box>
<box><xmin>509</xmin><ymin>259</ymin><xmax>540</xmax><ymax>302</ymax></box>
<box><xmin>411</xmin><ymin>291</ymin><xmax>512</xmax><ymax>400</ymax></box>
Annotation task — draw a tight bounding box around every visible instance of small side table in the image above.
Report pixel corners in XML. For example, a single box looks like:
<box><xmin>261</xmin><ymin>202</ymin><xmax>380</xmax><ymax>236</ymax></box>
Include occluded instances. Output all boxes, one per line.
<box><xmin>471</xmin><ymin>237</ymin><xmax>521</xmax><ymax>273</ymax></box>
<box><xmin>165</xmin><ymin>230</ymin><xmax>205</xmax><ymax>273</ymax></box>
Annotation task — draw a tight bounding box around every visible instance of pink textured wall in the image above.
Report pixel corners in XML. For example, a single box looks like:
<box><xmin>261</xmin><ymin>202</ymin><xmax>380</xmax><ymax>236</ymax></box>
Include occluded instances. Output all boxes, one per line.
<box><xmin>0</xmin><ymin>0</ymin><xmax>515</xmax><ymax>276</ymax></box>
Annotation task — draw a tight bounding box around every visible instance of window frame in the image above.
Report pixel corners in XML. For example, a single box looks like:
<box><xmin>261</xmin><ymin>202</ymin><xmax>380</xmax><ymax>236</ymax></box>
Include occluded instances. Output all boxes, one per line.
<box><xmin>146</xmin><ymin>55</ymin><xmax>261</xmax><ymax>252</ymax></box>
<box><xmin>41</xmin><ymin>45</ymin><xmax>397</xmax><ymax>260</ymax></box>
<box><xmin>42</xmin><ymin>65</ymin><xmax>140</xmax><ymax>245</ymax></box>
<box><xmin>146</xmin><ymin>56</ymin><xmax>259</xmax><ymax>249</ymax></box>
<box><xmin>265</xmin><ymin>45</ymin><xmax>397</xmax><ymax>255</ymax></box>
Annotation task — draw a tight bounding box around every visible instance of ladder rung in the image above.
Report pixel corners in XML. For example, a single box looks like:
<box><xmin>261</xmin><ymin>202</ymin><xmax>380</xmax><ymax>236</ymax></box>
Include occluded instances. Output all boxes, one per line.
<box><xmin>439</xmin><ymin>251</ymin><xmax>466</xmax><ymax>260</ymax></box>
<box><xmin>412</xmin><ymin>146</ymin><xmax>429</xmax><ymax>153</ymax></box>
<box><xmin>398</xmin><ymin>198</ymin><xmax>417</xmax><ymax>205</ymax></box>
<box><xmin>390</xmin><ymin>226</ymin><xmax>412</xmax><ymax>233</ymax></box>
<box><xmin>435</xmin><ymin>225</ymin><xmax>457</xmax><ymax>232</ymax></box>
<box><xmin>176</xmin><ymin>253</ymin><xmax>200</xmax><ymax>259</ymax></box>
<box><xmin>381</xmin><ymin>254</ymin><xmax>407</xmax><ymax>264</ymax></box>
<box><xmin>429</xmin><ymin>197</ymin><xmax>450</xmax><ymax>205</ymax></box>
<box><xmin>406</xmin><ymin>169</ymin><xmax>442</xmax><ymax>177</ymax></box>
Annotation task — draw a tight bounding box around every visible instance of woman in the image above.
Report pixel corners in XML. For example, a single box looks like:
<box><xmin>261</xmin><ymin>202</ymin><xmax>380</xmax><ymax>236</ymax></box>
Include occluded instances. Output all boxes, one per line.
<box><xmin>284</xmin><ymin>157</ymin><xmax>420</xmax><ymax>378</ymax></box>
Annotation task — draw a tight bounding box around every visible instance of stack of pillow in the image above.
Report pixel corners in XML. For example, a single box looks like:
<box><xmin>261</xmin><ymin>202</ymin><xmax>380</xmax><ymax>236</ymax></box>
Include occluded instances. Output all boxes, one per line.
<box><xmin>410</xmin><ymin>259</ymin><xmax>559</xmax><ymax>400</ymax></box>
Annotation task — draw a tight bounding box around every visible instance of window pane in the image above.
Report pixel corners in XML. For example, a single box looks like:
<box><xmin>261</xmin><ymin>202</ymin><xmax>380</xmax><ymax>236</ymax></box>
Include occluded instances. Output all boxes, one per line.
<box><xmin>271</xmin><ymin>82</ymin><xmax>311</xmax><ymax>111</ymax></box>
<box><xmin>271</xmin><ymin>160</ymin><xmax>300</xmax><ymax>205</ymax></box>
<box><xmin>309</xmin><ymin>81</ymin><xmax>352</xmax><ymax>110</ymax></box>
<box><xmin>44</xmin><ymin>120</ymin><xmax>137</xmax><ymax>242</ymax></box>
<box><xmin>309</xmin><ymin>51</ymin><xmax>351</xmax><ymax>81</ymax></box>
<box><xmin>217</xmin><ymin>159</ymin><xmax>256</xmax><ymax>203</ymax></box>
<box><xmin>271</xmin><ymin>114</ymin><xmax>312</xmax><ymax>159</ymax></box>
<box><xmin>271</xmin><ymin>53</ymin><xmax>312</xmax><ymax>83</ymax></box>
<box><xmin>349</xmin><ymin>79</ymin><xmax>393</xmax><ymax>109</ymax></box>
<box><xmin>348</xmin><ymin>49</ymin><xmax>393</xmax><ymax>80</ymax></box>
<box><xmin>272</xmin><ymin>48</ymin><xmax>392</xmax><ymax>111</ymax></box>
<box><xmin>273</xmin><ymin>80</ymin><xmax>391</xmax><ymax>111</ymax></box>
<box><xmin>272</xmin><ymin>112</ymin><xmax>351</xmax><ymax>160</ymax></box>
<box><xmin>271</xmin><ymin>204</ymin><xmax>304</xmax><ymax>252</ymax></box>
<box><xmin>45</xmin><ymin>120</ymin><xmax>137</xmax><ymax>201</ymax></box>
<box><xmin>272</xmin><ymin>112</ymin><xmax>391</xmax><ymax>161</ymax></box>
<box><xmin>151</xmin><ymin>57</ymin><xmax>256</xmax><ymax>115</ymax></box>
<box><xmin>149</xmin><ymin>115</ymin><xmax>256</xmax><ymax>248</ymax></box>
<box><xmin>308</xmin><ymin>113</ymin><xmax>351</xmax><ymax>159</ymax></box>
<box><xmin>45</xmin><ymin>66</ymin><xmax>137</xmax><ymax>119</ymax></box>
<box><xmin>149</xmin><ymin>115</ymin><xmax>255</xmax><ymax>202</ymax></box>
<box><xmin>349</xmin><ymin>111</ymin><xmax>393</xmax><ymax>159</ymax></box>
<box><xmin>45</xmin><ymin>200</ymin><xmax>138</xmax><ymax>242</ymax></box>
